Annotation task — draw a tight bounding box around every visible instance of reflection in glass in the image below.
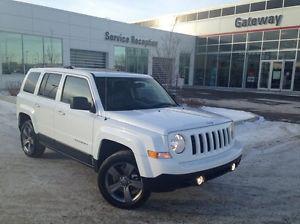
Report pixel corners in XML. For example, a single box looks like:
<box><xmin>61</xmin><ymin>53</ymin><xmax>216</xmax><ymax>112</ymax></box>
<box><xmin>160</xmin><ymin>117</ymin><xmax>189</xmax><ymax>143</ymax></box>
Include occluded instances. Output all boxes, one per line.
<box><xmin>278</xmin><ymin>51</ymin><xmax>296</xmax><ymax>60</ymax></box>
<box><xmin>230</xmin><ymin>53</ymin><xmax>244</xmax><ymax>87</ymax></box>
<box><xmin>217</xmin><ymin>54</ymin><xmax>230</xmax><ymax>87</ymax></box>
<box><xmin>246</xmin><ymin>52</ymin><xmax>260</xmax><ymax>88</ymax></box>
<box><xmin>259</xmin><ymin>62</ymin><xmax>270</xmax><ymax>88</ymax></box>
<box><xmin>44</xmin><ymin>37</ymin><xmax>63</xmax><ymax>66</ymax></box>
<box><xmin>294</xmin><ymin>51</ymin><xmax>300</xmax><ymax>91</ymax></box>
<box><xmin>281</xmin><ymin>29</ymin><xmax>298</xmax><ymax>39</ymax></box>
<box><xmin>0</xmin><ymin>32</ymin><xmax>23</xmax><ymax>75</ymax></box>
<box><xmin>193</xmin><ymin>54</ymin><xmax>206</xmax><ymax>85</ymax></box>
<box><xmin>263</xmin><ymin>41</ymin><xmax>279</xmax><ymax>50</ymax></box>
<box><xmin>282</xmin><ymin>61</ymin><xmax>293</xmax><ymax>90</ymax></box>
<box><xmin>205</xmin><ymin>54</ymin><xmax>218</xmax><ymax>86</ymax></box>
<box><xmin>264</xmin><ymin>30</ymin><xmax>280</xmax><ymax>40</ymax></box>
<box><xmin>279</xmin><ymin>40</ymin><xmax>297</xmax><ymax>49</ymax></box>
<box><xmin>114</xmin><ymin>46</ymin><xmax>126</xmax><ymax>71</ymax></box>
<box><xmin>23</xmin><ymin>35</ymin><xmax>43</xmax><ymax>73</ymax></box>
<box><xmin>179</xmin><ymin>53</ymin><xmax>190</xmax><ymax>85</ymax></box>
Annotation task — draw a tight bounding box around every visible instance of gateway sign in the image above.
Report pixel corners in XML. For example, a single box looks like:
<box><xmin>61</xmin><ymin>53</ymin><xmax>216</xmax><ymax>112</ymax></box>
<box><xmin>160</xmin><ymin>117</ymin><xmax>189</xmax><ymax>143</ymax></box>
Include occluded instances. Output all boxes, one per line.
<box><xmin>105</xmin><ymin>31</ymin><xmax>158</xmax><ymax>47</ymax></box>
<box><xmin>235</xmin><ymin>15</ymin><xmax>282</xmax><ymax>28</ymax></box>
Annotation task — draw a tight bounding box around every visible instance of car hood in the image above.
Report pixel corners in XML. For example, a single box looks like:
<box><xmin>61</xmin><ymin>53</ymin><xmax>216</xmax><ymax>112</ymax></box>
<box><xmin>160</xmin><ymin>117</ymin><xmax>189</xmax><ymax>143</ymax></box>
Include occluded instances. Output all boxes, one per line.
<box><xmin>105</xmin><ymin>107</ymin><xmax>232</xmax><ymax>135</ymax></box>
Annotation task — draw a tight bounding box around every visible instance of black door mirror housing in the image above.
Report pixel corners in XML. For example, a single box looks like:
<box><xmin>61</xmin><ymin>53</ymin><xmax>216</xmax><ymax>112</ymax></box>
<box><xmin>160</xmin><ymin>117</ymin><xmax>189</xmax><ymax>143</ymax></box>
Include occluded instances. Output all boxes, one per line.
<box><xmin>70</xmin><ymin>97</ymin><xmax>91</xmax><ymax>111</ymax></box>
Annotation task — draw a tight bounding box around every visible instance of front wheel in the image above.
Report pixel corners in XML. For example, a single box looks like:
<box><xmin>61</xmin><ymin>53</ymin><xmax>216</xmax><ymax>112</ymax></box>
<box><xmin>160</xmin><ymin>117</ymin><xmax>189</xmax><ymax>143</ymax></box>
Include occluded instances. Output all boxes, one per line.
<box><xmin>98</xmin><ymin>151</ymin><xmax>151</xmax><ymax>209</ymax></box>
<box><xmin>20</xmin><ymin>120</ymin><xmax>45</xmax><ymax>158</ymax></box>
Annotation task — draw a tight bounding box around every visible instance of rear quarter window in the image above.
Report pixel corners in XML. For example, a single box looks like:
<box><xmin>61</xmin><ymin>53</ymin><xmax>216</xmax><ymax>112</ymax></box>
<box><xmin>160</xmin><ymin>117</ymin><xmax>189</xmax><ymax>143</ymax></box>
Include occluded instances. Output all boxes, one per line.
<box><xmin>23</xmin><ymin>72</ymin><xmax>41</xmax><ymax>94</ymax></box>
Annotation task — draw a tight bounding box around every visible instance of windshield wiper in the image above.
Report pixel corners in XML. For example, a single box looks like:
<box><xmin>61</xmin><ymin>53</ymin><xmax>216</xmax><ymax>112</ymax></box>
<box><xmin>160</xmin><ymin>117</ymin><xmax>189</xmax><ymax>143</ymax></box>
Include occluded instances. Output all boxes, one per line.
<box><xmin>151</xmin><ymin>102</ymin><xmax>177</xmax><ymax>108</ymax></box>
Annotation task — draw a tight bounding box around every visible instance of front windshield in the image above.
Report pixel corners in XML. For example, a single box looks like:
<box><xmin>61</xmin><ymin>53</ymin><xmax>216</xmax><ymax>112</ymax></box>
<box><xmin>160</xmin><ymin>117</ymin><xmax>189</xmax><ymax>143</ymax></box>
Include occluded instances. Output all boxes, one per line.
<box><xmin>94</xmin><ymin>76</ymin><xmax>178</xmax><ymax>111</ymax></box>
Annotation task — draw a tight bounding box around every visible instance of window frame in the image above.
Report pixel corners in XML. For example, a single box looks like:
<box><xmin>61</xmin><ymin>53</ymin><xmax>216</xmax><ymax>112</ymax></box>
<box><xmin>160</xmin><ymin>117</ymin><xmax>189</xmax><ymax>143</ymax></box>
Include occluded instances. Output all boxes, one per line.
<box><xmin>60</xmin><ymin>74</ymin><xmax>97</xmax><ymax>113</ymax></box>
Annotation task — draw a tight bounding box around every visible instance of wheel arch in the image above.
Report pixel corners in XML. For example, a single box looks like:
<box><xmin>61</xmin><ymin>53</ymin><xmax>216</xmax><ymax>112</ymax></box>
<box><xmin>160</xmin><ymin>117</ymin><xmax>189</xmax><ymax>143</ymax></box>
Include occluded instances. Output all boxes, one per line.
<box><xmin>18</xmin><ymin>112</ymin><xmax>32</xmax><ymax>130</ymax></box>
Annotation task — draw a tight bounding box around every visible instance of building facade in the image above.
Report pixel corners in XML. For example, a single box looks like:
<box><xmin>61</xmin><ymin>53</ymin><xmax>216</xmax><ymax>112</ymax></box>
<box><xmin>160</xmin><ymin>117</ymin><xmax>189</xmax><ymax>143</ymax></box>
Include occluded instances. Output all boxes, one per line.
<box><xmin>137</xmin><ymin>0</ymin><xmax>300</xmax><ymax>92</ymax></box>
<box><xmin>0</xmin><ymin>0</ymin><xmax>195</xmax><ymax>89</ymax></box>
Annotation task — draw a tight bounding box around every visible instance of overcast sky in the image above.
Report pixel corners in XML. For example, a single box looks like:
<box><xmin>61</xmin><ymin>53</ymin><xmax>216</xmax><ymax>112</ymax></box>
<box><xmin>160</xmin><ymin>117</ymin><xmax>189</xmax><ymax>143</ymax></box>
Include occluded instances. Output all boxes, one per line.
<box><xmin>16</xmin><ymin>0</ymin><xmax>241</xmax><ymax>22</ymax></box>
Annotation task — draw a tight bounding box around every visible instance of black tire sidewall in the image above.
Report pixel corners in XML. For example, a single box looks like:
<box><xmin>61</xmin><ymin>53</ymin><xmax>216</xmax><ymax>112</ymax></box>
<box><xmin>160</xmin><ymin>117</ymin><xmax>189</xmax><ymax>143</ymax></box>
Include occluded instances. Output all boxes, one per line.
<box><xmin>98</xmin><ymin>151</ymin><xmax>150</xmax><ymax>209</ymax></box>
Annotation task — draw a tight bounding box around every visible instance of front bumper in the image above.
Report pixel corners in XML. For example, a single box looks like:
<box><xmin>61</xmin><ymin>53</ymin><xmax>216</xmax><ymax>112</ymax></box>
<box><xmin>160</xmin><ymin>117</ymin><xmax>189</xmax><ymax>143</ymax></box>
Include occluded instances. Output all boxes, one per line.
<box><xmin>143</xmin><ymin>155</ymin><xmax>242</xmax><ymax>192</ymax></box>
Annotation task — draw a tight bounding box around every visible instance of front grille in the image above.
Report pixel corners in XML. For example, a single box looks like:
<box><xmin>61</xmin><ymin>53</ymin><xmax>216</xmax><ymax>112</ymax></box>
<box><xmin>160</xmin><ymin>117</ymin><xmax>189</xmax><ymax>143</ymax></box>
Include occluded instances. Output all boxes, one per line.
<box><xmin>190</xmin><ymin>127</ymin><xmax>232</xmax><ymax>155</ymax></box>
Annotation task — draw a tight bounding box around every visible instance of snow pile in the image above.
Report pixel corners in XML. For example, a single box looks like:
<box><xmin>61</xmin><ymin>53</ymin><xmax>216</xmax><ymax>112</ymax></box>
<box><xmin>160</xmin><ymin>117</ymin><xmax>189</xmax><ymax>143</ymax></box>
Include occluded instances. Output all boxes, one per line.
<box><xmin>201</xmin><ymin>106</ymin><xmax>257</xmax><ymax>123</ymax></box>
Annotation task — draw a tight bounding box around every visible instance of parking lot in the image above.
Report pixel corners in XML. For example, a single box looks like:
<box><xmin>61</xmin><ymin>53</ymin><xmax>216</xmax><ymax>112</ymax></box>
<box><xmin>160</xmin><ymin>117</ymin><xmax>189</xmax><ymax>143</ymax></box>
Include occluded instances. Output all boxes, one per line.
<box><xmin>0</xmin><ymin>99</ymin><xmax>300</xmax><ymax>224</ymax></box>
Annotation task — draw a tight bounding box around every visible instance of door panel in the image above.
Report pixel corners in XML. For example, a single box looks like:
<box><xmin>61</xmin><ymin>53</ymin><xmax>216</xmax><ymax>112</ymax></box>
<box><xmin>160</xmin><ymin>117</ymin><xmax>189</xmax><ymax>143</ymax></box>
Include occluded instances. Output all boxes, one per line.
<box><xmin>282</xmin><ymin>61</ymin><xmax>293</xmax><ymax>90</ymax></box>
<box><xmin>54</xmin><ymin>75</ymin><xmax>95</xmax><ymax>155</ymax></box>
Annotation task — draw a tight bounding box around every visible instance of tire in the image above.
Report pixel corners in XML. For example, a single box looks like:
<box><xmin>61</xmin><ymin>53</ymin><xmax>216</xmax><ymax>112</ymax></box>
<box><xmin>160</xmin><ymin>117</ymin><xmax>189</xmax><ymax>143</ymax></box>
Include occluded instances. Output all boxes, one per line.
<box><xmin>20</xmin><ymin>120</ymin><xmax>45</xmax><ymax>158</ymax></box>
<box><xmin>98</xmin><ymin>151</ymin><xmax>151</xmax><ymax>209</ymax></box>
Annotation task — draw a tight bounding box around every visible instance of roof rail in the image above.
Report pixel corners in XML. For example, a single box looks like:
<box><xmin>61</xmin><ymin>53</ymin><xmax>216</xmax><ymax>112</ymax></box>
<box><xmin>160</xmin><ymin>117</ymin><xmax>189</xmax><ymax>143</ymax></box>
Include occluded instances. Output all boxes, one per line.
<box><xmin>64</xmin><ymin>65</ymin><xmax>75</xmax><ymax>69</ymax></box>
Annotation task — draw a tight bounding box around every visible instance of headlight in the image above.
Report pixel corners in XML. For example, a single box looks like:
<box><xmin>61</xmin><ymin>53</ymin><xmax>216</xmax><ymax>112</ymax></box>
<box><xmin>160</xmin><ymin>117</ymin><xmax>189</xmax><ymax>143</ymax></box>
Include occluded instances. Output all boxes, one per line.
<box><xmin>169</xmin><ymin>134</ymin><xmax>185</xmax><ymax>154</ymax></box>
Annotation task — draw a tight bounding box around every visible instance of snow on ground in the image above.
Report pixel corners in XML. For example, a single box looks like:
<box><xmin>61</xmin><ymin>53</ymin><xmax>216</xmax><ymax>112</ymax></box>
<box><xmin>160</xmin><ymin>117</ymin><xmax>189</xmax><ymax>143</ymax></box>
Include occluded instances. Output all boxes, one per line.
<box><xmin>201</xmin><ymin>106</ymin><xmax>257</xmax><ymax>123</ymax></box>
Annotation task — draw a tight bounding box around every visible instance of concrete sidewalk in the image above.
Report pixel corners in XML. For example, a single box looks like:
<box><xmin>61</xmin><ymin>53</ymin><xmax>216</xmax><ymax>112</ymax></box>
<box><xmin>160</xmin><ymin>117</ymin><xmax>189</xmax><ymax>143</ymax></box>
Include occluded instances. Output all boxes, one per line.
<box><xmin>176</xmin><ymin>87</ymin><xmax>300</xmax><ymax>124</ymax></box>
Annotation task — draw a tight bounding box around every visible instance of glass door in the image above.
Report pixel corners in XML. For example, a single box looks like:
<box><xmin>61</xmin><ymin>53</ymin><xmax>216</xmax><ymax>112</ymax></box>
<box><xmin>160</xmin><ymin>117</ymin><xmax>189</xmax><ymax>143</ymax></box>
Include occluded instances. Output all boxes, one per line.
<box><xmin>259</xmin><ymin>61</ymin><xmax>271</xmax><ymax>89</ymax></box>
<box><xmin>270</xmin><ymin>61</ymin><xmax>282</xmax><ymax>90</ymax></box>
<box><xmin>282</xmin><ymin>61</ymin><xmax>294</xmax><ymax>90</ymax></box>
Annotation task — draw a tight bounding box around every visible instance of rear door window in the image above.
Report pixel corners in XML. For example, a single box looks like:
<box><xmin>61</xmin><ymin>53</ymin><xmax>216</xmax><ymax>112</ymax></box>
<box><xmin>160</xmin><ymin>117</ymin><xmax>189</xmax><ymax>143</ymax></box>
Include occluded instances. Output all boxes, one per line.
<box><xmin>23</xmin><ymin>72</ymin><xmax>40</xmax><ymax>94</ymax></box>
<box><xmin>38</xmin><ymin>73</ymin><xmax>62</xmax><ymax>100</ymax></box>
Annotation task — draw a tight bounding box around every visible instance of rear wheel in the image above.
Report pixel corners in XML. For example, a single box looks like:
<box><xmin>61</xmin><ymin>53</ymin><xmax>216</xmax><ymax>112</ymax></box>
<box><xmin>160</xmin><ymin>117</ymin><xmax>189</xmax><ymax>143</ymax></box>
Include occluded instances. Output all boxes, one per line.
<box><xmin>20</xmin><ymin>120</ymin><xmax>45</xmax><ymax>157</ymax></box>
<box><xmin>98</xmin><ymin>151</ymin><xmax>150</xmax><ymax>209</ymax></box>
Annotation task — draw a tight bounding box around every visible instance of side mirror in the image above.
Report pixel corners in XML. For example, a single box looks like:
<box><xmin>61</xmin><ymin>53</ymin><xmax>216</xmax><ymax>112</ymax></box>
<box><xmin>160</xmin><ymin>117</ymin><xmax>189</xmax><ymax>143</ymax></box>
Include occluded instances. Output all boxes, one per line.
<box><xmin>70</xmin><ymin>97</ymin><xmax>91</xmax><ymax>111</ymax></box>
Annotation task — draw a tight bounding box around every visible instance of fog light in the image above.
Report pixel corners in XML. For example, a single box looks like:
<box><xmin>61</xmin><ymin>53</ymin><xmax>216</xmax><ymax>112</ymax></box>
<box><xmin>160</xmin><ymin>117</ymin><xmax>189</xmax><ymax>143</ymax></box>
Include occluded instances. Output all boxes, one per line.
<box><xmin>231</xmin><ymin>163</ymin><xmax>236</xmax><ymax>171</ymax></box>
<box><xmin>196</xmin><ymin>176</ymin><xmax>205</xmax><ymax>185</ymax></box>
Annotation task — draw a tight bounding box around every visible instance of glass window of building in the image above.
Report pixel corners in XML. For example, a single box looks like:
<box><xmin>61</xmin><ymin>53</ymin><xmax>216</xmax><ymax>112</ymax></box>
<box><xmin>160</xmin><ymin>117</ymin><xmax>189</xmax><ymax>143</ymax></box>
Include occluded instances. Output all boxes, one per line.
<box><xmin>281</xmin><ymin>29</ymin><xmax>299</xmax><ymax>39</ymax></box>
<box><xmin>197</xmin><ymin>37</ymin><xmax>207</xmax><ymax>45</ymax></box>
<box><xmin>261</xmin><ymin>51</ymin><xmax>278</xmax><ymax>60</ymax></box>
<box><xmin>187</xmin><ymin>13</ymin><xmax>197</xmax><ymax>22</ymax></box>
<box><xmin>207</xmin><ymin>45</ymin><xmax>219</xmax><ymax>53</ymax></box>
<box><xmin>248</xmin><ymin>32</ymin><xmax>263</xmax><ymax>42</ymax></box>
<box><xmin>197</xmin><ymin>46</ymin><xmax>207</xmax><ymax>53</ymax></box>
<box><xmin>233</xmin><ymin>34</ymin><xmax>247</xmax><ymax>43</ymax></box>
<box><xmin>236</xmin><ymin>4</ymin><xmax>250</xmax><ymax>13</ymax></box>
<box><xmin>44</xmin><ymin>37</ymin><xmax>63</xmax><ymax>67</ymax></box>
<box><xmin>284</xmin><ymin>0</ymin><xmax>300</xmax><ymax>7</ymax></box>
<box><xmin>233</xmin><ymin>43</ymin><xmax>246</xmax><ymax>51</ymax></box>
<box><xmin>198</xmin><ymin>11</ymin><xmax>209</xmax><ymax>20</ymax></box>
<box><xmin>248</xmin><ymin>42</ymin><xmax>262</xmax><ymax>51</ymax></box>
<box><xmin>222</xmin><ymin>7</ymin><xmax>235</xmax><ymax>16</ymax></box>
<box><xmin>263</xmin><ymin>41</ymin><xmax>279</xmax><ymax>50</ymax></box>
<box><xmin>193</xmin><ymin>54</ymin><xmax>206</xmax><ymax>85</ymax></box>
<box><xmin>207</xmin><ymin>36</ymin><xmax>219</xmax><ymax>45</ymax></box>
<box><xmin>267</xmin><ymin>0</ymin><xmax>283</xmax><ymax>9</ymax></box>
<box><xmin>294</xmin><ymin>51</ymin><xmax>300</xmax><ymax>91</ymax></box>
<box><xmin>219</xmin><ymin>44</ymin><xmax>232</xmax><ymax>52</ymax></box>
<box><xmin>209</xmin><ymin>9</ymin><xmax>221</xmax><ymax>18</ymax></box>
<box><xmin>250</xmin><ymin>1</ymin><xmax>266</xmax><ymax>11</ymax></box>
<box><xmin>230</xmin><ymin>53</ymin><xmax>244</xmax><ymax>87</ymax></box>
<box><xmin>217</xmin><ymin>54</ymin><xmax>231</xmax><ymax>87</ymax></box>
<box><xmin>220</xmin><ymin>35</ymin><xmax>232</xmax><ymax>44</ymax></box>
<box><xmin>114</xmin><ymin>46</ymin><xmax>148</xmax><ymax>74</ymax></box>
<box><xmin>280</xmin><ymin>40</ymin><xmax>297</xmax><ymax>49</ymax></box>
<box><xmin>278</xmin><ymin>51</ymin><xmax>296</xmax><ymax>59</ymax></box>
<box><xmin>264</xmin><ymin>30</ymin><xmax>280</xmax><ymax>40</ymax></box>
<box><xmin>246</xmin><ymin>53</ymin><xmax>260</xmax><ymax>88</ymax></box>
<box><xmin>205</xmin><ymin>54</ymin><xmax>218</xmax><ymax>86</ymax></box>
<box><xmin>0</xmin><ymin>32</ymin><xmax>23</xmax><ymax>75</ymax></box>
<box><xmin>179</xmin><ymin>53</ymin><xmax>190</xmax><ymax>85</ymax></box>
<box><xmin>177</xmin><ymin>15</ymin><xmax>187</xmax><ymax>22</ymax></box>
<box><xmin>23</xmin><ymin>35</ymin><xmax>43</xmax><ymax>73</ymax></box>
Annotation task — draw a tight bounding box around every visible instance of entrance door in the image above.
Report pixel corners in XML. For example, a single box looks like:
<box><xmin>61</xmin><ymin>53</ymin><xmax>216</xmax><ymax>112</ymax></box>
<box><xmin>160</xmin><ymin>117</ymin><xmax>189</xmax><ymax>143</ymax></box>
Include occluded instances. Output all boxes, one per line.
<box><xmin>270</xmin><ymin>61</ymin><xmax>282</xmax><ymax>90</ymax></box>
<box><xmin>258</xmin><ymin>60</ymin><xmax>295</xmax><ymax>91</ymax></box>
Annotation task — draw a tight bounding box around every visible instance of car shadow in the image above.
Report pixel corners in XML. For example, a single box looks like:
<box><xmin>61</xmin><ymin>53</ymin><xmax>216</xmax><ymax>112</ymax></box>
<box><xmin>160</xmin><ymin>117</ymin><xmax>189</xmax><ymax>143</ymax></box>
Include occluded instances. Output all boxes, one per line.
<box><xmin>41</xmin><ymin>150</ymin><xmax>69</xmax><ymax>160</ymax></box>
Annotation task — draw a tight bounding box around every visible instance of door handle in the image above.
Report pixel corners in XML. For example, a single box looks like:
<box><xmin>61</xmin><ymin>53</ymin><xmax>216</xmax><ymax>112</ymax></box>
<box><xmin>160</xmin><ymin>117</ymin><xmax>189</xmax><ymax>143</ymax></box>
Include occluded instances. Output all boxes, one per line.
<box><xmin>35</xmin><ymin>103</ymin><xmax>40</xmax><ymax>108</ymax></box>
<box><xmin>58</xmin><ymin>110</ymin><xmax>65</xmax><ymax>116</ymax></box>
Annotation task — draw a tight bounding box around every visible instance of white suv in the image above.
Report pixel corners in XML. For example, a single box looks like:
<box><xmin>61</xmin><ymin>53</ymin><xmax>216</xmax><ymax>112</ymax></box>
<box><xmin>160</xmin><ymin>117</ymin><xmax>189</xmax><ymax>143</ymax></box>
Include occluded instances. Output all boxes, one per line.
<box><xmin>17</xmin><ymin>68</ymin><xmax>243</xmax><ymax>209</ymax></box>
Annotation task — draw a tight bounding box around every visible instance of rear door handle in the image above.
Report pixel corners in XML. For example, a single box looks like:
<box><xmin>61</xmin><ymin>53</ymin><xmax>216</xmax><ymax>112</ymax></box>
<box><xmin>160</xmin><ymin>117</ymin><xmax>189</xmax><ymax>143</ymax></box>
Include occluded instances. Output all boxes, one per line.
<box><xmin>35</xmin><ymin>103</ymin><xmax>40</xmax><ymax>108</ymax></box>
<box><xmin>58</xmin><ymin>110</ymin><xmax>65</xmax><ymax>116</ymax></box>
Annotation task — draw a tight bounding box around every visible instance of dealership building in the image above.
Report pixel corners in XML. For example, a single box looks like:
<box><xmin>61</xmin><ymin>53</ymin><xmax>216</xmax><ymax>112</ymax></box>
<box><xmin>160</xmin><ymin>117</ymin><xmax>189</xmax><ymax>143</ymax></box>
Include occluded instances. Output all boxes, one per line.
<box><xmin>1</xmin><ymin>0</ymin><xmax>300</xmax><ymax>93</ymax></box>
